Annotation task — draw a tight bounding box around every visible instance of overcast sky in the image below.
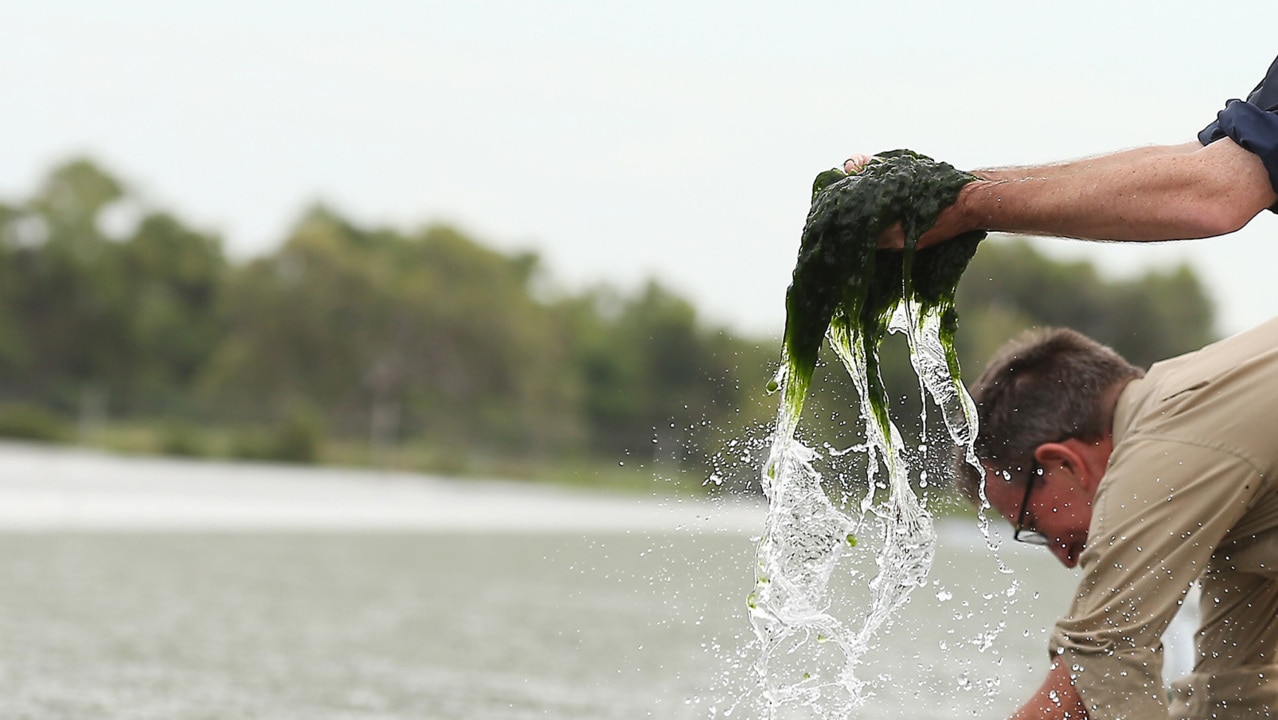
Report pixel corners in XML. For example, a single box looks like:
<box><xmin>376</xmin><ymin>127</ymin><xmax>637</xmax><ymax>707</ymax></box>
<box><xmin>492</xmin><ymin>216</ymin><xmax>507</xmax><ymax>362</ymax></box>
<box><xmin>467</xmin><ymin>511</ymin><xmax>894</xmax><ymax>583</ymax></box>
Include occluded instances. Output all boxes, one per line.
<box><xmin>4</xmin><ymin>2</ymin><xmax>1276</xmax><ymax>338</ymax></box>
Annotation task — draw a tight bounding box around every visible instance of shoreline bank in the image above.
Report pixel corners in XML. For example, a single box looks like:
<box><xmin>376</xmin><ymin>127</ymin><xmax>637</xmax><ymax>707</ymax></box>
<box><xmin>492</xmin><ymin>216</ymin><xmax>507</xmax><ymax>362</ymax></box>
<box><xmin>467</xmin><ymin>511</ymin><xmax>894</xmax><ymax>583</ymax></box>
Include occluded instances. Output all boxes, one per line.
<box><xmin>0</xmin><ymin>440</ymin><xmax>767</xmax><ymax>533</ymax></box>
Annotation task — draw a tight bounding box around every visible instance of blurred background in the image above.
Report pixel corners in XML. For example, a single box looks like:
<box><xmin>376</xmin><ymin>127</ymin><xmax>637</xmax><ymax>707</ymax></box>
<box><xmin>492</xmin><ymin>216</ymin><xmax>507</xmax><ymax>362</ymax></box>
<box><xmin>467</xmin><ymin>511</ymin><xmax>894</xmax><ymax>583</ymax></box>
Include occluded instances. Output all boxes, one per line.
<box><xmin>0</xmin><ymin>1</ymin><xmax>1268</xmax><ymax>717</ymax></box>
<box><xmin>1</xmin><ymin>0</ymin><xmax>1266</xmax><ymax>487</ymax></box>
<box><xmin>0</xmin><ymin>157</ymin><xmax>1222</xmax><ymax>491</ymax></box>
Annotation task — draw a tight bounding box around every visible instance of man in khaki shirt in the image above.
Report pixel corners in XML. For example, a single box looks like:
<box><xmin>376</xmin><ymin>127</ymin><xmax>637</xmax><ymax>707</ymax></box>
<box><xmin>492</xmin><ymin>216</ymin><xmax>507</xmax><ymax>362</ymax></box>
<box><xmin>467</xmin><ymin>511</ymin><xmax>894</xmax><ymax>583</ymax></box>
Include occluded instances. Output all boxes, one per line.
<box><xmin>959</xmin><ymin>320</ymin><xmax>1278</xmax><ymax>719</ymax></box>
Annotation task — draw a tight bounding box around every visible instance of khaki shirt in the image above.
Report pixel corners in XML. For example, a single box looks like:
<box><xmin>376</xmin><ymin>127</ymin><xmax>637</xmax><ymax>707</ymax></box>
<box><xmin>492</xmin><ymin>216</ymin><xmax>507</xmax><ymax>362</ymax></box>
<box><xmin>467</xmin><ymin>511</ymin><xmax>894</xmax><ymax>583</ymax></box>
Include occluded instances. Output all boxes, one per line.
<box><xmin>1050</xmin><ymin>317</ymin><xmax>1278</xmax><ymax>720</ymax></box>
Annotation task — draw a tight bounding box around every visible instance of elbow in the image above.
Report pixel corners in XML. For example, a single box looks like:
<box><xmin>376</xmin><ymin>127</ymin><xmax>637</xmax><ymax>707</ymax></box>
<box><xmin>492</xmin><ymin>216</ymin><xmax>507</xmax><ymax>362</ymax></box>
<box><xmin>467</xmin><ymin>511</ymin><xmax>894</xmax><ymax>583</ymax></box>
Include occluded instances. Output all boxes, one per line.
<box><xmin>1190</xmin><ymin>202</ymin><xmax>1256</xmax><ymax>238</ymax></box>
<box><xmin>1180</xmin><ymin>171</ymin><xmax>1270</xmax><ymax>238</ymax></box>
<box><xmin>1174</xmin><ymin>142</ymin><xmax>1277</xmax><ymax>238</ymax></box>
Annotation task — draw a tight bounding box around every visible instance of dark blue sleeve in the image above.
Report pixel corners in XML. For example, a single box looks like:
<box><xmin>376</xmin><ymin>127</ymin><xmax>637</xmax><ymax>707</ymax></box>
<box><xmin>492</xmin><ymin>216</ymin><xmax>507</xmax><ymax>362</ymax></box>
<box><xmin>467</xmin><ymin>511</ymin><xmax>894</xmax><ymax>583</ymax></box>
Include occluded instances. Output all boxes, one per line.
<box><xmin>1199</xmin><ymin>55</ymin><xmax>1278</xmax><ymax>145</ymax></box>
<box><xmin>1198</xmin><ymin>55</ymin><xmax>1278</xmax><ymax>208</ymax></box>
<box><xmin>1213</xmin><ymin>100</ymin><xmax>1278</xmax><ymax>192</ymax></box>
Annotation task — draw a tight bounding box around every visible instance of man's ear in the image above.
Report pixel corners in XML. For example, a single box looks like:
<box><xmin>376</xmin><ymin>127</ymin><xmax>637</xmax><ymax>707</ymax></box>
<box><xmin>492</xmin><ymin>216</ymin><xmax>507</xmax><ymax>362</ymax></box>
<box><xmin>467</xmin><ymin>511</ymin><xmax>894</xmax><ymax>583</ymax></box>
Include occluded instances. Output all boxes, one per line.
<box><xmin>1035</xmin><ymin>439</ymin><xmax>1106</xmax><ymax>495</ymax></box>
<box><xmin>1033</xmin><ymin>442</ymin><xmax>1086</xmax><ymax>488</ymax></box>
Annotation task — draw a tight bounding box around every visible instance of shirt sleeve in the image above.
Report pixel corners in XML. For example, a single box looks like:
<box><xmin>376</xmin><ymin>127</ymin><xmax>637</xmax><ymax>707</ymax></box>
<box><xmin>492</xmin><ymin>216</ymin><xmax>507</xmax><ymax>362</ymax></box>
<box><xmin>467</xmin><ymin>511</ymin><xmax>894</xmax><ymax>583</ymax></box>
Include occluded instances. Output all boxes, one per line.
<box><xmin>1198</xmin><ymin>55</ymin><xmax>1278</xmax><ymax>210</ymax></box>
<box><xmin>1049</xmin><ymin>437</ymin><xmax>1263</xmax><ymax>720</ymax></box>
<box><xmin>1198</xmin><ymin>55</ymin><xmax>1278</xmax><ymax>144</ymax></box>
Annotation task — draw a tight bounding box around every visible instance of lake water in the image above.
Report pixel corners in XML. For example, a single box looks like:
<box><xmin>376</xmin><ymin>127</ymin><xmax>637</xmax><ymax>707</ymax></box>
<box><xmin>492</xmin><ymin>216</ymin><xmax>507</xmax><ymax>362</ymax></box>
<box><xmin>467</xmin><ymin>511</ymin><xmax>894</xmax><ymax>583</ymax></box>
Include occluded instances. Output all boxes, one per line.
<box><xmin>0</xmin><ymin>442</ymin><xmax>1195</xmax><ymax>719</ymax></box>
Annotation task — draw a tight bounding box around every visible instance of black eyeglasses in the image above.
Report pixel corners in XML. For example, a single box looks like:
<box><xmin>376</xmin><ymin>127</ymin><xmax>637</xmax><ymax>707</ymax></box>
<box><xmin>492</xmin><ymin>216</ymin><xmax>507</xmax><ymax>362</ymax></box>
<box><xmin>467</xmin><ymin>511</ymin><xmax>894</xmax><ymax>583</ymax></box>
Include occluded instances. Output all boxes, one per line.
<box><xmin>1013</xmin><ymin>461</ymin><xmax>1049</xmax><ymax>546</ymax></box>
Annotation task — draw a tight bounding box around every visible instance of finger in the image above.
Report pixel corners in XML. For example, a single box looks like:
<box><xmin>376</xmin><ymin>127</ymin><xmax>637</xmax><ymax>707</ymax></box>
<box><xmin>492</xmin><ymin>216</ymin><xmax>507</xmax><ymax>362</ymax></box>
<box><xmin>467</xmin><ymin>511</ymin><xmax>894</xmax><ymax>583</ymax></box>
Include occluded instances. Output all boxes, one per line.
<box><xmin>843</xmin><ymin>154</ymin><xmax>873</xmax><ymax>174</ymax></box>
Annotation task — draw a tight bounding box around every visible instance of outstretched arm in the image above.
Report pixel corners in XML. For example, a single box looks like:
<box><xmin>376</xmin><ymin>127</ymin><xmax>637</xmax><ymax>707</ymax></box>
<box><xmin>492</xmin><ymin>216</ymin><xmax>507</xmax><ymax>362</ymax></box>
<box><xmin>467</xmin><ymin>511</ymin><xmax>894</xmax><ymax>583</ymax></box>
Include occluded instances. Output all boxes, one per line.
<box><xmin>1008</xmin><ymin>660</ymin><xmax>1089</xmax><ymax>720</ymax></box>
<box><xmin>972</xmin><ymin>141</ymin><xmax>1203</xmax><ymax>180</ymax></box>
<box><xmin>850</xmin><ymin>138</ymin><xmax>1278</xmax><ymax>249</ymax></box>
<box><xmin>961</xmin><ymin>138</ymin><xmax>1275</xmax><ymax>243</ymax></box>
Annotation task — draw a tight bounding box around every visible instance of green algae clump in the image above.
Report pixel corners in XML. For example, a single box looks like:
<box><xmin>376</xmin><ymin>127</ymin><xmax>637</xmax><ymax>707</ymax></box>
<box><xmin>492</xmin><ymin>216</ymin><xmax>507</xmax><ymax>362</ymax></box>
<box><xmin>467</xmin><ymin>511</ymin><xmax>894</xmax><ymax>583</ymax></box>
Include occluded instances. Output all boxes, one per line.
<box><xmin>776</xmin><ymin>149</ymin><xmax>985</xmax><ymax>434</ymax></box>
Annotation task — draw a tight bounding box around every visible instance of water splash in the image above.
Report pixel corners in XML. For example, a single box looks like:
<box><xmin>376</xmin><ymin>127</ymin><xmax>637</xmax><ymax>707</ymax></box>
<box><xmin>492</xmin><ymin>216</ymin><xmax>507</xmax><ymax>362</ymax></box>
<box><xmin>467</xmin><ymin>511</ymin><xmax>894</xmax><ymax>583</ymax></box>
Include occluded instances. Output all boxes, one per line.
<box><xmin>748</xmin><ymin>151</ymin><xmax>991</xmax><ymax>718</ymax></box>
<box><xmin>750</xmin><ymin>304</ymin><xmax>952</xmax><ymax>717</ymax></box>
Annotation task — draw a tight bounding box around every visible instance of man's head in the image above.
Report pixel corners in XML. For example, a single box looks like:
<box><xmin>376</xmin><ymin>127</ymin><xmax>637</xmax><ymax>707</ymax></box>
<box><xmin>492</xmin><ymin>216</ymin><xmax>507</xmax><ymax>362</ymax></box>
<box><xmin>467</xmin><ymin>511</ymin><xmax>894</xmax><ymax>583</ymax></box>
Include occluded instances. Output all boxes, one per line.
<box><xmin>954</xmin><ymin>327</ymin><xmax>1144</xmax><ymax>566</ymax></box>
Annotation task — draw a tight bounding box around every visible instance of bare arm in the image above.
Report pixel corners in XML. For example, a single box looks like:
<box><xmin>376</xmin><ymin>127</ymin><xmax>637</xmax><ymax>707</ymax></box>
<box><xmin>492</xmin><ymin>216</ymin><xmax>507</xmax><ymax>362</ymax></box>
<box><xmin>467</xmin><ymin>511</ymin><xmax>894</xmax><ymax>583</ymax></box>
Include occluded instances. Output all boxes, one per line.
<box><xmin>978</xmin><ymin>141</ymin><xmax>1202</xmax><ymax>180</ymax></box>
<box><xmin>851</xmin><ymin>139</ymin><xmax>1277</xmax><ymax>249</ymax></box>
<box><xmin>957</xmin><ymin>139</ymin><xmax>1275</xmax><ymax>243</ymax></box>
<box><xmin>1008</xmin><ymin>660</ymin><xmax>1089</xmax><ymax>720</ymax></box>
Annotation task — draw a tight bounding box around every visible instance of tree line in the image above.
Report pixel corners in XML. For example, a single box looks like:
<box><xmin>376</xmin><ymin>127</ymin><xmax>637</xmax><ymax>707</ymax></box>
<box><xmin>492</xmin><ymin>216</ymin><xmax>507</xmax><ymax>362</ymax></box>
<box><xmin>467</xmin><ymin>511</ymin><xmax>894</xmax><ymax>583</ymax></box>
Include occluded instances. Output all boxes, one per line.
<box><xmin>0</xmin><ymin>159</ymin><xmax>1219</xmax><ymax>489</ymax></box>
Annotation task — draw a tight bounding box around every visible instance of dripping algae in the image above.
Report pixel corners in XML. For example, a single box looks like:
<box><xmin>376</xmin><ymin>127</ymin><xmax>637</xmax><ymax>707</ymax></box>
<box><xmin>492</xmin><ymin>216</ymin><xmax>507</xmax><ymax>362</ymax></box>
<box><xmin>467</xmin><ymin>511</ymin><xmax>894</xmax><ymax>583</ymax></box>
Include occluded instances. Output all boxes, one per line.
<box><xmin>771</xmin><ymin>149</ymin><xmax>985</xmax><ymax>445</ymax></box>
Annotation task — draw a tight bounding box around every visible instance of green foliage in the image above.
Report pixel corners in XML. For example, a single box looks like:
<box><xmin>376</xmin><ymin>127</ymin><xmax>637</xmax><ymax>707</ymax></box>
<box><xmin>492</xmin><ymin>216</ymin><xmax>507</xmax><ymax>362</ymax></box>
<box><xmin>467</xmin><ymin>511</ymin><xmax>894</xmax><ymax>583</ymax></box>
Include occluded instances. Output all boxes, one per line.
<box><xmin>566</xmin><ymin>282</ymin><xmax>733</xmax><ymax>457</ymax></box>
<box><xmin>159</xmin><ymin>421</ymin><xmax>209</xmax><ymax>458</ymax></box>
<box><xmin>0</xmin><ymin>159</ymin><xmax>229</xmax><ymax>414</ymax></box>
<box><xmin>954</xmin><ymin>239</ymin><xmax>1216</xmax><ymax>372</ymax></box>
<box><xmin>0</xmin><ymin>404</ymin><xmax>71</xmax><ymax>443</ymax></box>
<box><xmin>230</xmin><ymin>409</ymin><xmax>323</xmax><ymax>465</ymax></box>
<box><xmin>33</xmin><ymin>159</ymin><xmax>124</xmax><ymax>234</ymax></box>
<box><xmin>200</xmin><ymin>207</ymin><xmax>582</xmax><ymax>458</ymax></box>
<box><xmin>123</xmin><ymin>212</ymin><xmax>228</xmax><ymax>403</ymax></box>
<box><xmin>271</xmin><ymin>409</ymin><xmax>324</xmax><ymax>464</ymax></box>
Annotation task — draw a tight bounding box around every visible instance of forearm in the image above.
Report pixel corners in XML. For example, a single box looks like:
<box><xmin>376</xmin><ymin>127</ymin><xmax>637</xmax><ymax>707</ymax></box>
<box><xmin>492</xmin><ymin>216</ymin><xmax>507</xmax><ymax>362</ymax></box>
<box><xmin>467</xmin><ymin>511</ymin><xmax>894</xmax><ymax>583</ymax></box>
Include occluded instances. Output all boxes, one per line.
<box><xmin>978</xmin><ymin>141</ymin><xmax>1202</xmax><ymax>182</ymax></box>
<box><xmin>1009</xmin><ymin>661</ymin><xmax>1088</xmax><ymax>720</ymax></box>
<box><xmin>919</xmin><ymin>139</ymin><xmax>1276</xmax><ymax>246</ymax></box>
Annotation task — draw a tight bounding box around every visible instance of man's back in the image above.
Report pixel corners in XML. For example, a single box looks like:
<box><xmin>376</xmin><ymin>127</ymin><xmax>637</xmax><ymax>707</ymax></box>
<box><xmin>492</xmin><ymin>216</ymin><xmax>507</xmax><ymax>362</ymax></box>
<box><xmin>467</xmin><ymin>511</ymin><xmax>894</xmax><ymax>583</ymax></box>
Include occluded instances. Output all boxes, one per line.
<box><xmin>1058</xmin><ymin>316</ymin><xmax>1278</xmax><ymax>718</ymax></box>
<box><xmin>1116</xmin><ymin>314</ymin><xmax>1278</xmax><ymax>529</ymax></box>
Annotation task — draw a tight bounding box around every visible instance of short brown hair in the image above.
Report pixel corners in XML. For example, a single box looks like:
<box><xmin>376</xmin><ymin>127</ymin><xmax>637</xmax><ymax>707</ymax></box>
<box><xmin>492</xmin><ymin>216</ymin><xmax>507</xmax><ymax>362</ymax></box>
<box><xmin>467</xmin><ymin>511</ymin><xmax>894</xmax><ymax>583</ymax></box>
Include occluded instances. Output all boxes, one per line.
<box><xmin>954</xmin><ymin>327</ymin><xmax>1144</xmax><ymax>503</ymax></box>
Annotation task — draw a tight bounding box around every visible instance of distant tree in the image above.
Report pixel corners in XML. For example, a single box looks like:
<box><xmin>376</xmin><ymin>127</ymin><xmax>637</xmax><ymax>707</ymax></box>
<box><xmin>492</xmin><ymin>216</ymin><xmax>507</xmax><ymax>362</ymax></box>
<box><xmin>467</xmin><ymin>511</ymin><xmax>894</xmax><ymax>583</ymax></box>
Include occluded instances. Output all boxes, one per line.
<box><xmin>403</xmin><ymin>222</ymin><xmax>581</xmax><ymax>456</ymax></box>
<box><xmin>6</xmin><ymin>159</ymin><xmax>133</xmax><ymax>409</ymax></box>
<box><xmin>565</xmin><ymin>281</ymin><xmax>741</xmax><ymax>463</ymax></box>
<box><xmin>31</xmin><ymin>158</ymin><xmax>124</xmax><ymax>235</ymax></box>
<box><xmin>0</xmin><ymin>160</ymin><xmax>230</xmax><ymax>417</ymax></box>
<box><xmin>200</xmin><ymin>209</ymin><xmax>583</xmax><ymax>459</ymax></box>
<box><xmin>0</xmin><ymin>203</ymin><xmax>30</xmax><ymax>377</ymax></box>
<box><xmin>121</xmin><ymin>212</ymin><xmax>228</xmax><ymax>409</ymax></box>
<box><xmin>954</xmin><ymin>238</ymin><xmax>1217</xmax><ymax>372</ymax></box>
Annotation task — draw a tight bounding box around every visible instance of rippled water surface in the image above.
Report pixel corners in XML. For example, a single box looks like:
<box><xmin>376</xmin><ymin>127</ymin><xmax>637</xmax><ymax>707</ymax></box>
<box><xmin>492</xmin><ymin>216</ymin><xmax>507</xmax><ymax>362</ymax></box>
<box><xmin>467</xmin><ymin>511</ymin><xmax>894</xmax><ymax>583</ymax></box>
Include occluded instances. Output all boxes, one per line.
<box><xmin>0</xmin><ymin>531</ymin><xmax>1080</xmax><ymax>719</ymax></box>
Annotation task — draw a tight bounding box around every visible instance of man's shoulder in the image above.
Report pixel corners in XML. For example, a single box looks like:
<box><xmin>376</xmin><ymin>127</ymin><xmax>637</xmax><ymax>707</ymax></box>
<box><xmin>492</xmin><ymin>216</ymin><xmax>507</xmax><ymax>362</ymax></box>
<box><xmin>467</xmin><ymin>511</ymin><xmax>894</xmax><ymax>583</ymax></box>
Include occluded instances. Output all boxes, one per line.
<box><xmin>1147</xmin><ymin>316</ymin><xmax>1278</xmax><ymax>384</ymax></box>
<box><xmin>1112</xmin><ymin>317</ymin><xmax>1278</xmax><ymax>471</ymax></box>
